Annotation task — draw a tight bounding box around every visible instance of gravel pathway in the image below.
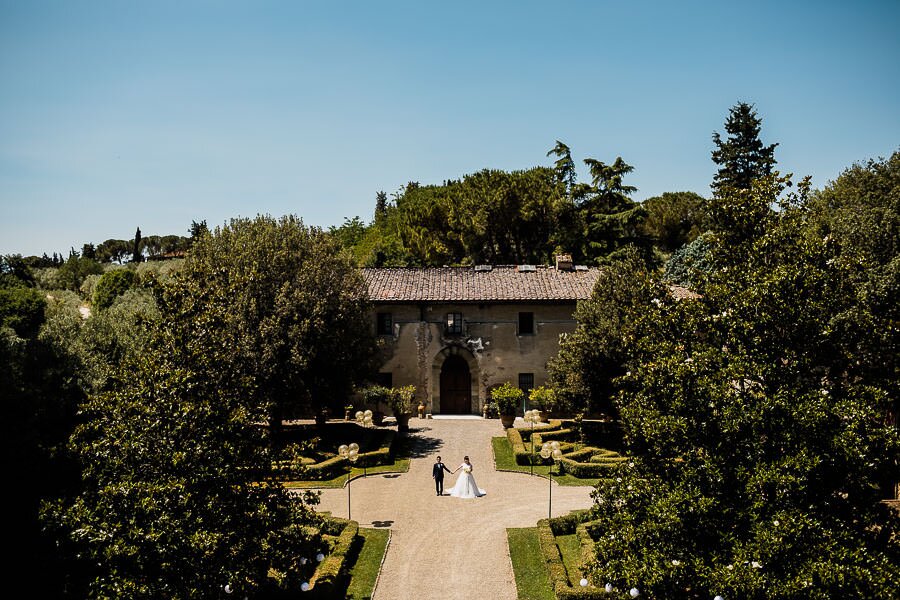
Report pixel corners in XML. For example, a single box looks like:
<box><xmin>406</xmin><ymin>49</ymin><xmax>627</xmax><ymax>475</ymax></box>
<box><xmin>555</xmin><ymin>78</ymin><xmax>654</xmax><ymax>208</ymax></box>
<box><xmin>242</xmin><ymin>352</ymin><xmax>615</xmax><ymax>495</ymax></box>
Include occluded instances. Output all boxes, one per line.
<box><xmin>311</xmin><ymin>418</ymin><xmax>595</xmax><ymax>600</ymax></box>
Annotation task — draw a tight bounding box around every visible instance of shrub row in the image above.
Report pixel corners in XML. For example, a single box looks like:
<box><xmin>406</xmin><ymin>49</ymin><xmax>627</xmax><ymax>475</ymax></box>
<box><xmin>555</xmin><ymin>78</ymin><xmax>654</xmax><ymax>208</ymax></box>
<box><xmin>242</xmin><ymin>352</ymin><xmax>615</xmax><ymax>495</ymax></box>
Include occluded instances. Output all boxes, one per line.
<box><xmin>507</xmin><ymin>420</ymin><xmax>564</xmax><ymax>465</ymax></box>
<box><xmin>276</xmin><ymin>430</ymin><xmax>397</xmax><ymax>480</ymax></box>
<box><xmin>537</xmin><ymin>517</ymin><xmax>606</xmax><ymax>600</ymax></box>
<box><xmin>535</xmin><ymin>428</ymin><xmax>576</xmax><ymax>444</ymax></box>
<box><xmin>308</xmin><ymin>518</ymin><xmax>360</xmax><ymax>597</ymax></box>
<box><xmin>558</xmin><ymin>455</ymin><xmax>627</xmax><ymax>478</ymax></box>
<box><xmin>588</xmin><ymin>449</ymin><xmax>621</xmax><ymax>462</ymax></box>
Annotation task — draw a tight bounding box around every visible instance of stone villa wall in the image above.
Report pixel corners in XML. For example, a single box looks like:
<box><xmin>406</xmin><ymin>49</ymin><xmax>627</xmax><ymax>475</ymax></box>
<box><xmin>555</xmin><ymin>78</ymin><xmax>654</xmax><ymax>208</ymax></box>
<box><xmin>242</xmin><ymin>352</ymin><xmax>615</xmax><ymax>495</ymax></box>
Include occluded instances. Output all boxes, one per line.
<box><xmin>373</xmin><ymin>302</ymin><xmax>578</xmax><ymax>414</ymax></box>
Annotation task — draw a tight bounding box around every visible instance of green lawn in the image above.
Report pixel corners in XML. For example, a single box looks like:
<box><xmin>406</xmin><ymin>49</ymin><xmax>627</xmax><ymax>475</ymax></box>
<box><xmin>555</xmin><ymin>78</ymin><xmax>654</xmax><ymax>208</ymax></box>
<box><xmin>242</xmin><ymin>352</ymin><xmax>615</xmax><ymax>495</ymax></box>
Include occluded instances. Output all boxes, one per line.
<box><xmin>507</xmin><ymin>528</ymin><xmax>555</xmax><ymax>600</ymax></box>
<box><xmin>283</xmin><ymin>458</ymin><xmax>411</xmax><ymax>489</ymax></box>
<box><xmin>345</xmin><ymin>528</ymin><xmax>390</xmax><ymax>600</ymax></box>
<box><xmin>555</xmin><ymin>533</ymin><xmax>583</xmax><ymax>582</ymax></box>
<box><xmin>492</xmin><ymin>437</ymin><xmax>600</xmax><ymax>487</ymax></box>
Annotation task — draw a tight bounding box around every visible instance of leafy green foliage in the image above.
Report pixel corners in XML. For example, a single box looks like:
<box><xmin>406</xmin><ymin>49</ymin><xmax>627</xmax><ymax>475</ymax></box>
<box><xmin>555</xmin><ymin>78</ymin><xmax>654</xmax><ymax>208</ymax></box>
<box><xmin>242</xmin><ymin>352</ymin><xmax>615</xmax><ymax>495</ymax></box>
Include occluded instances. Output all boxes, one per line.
<box><xmin>711</xmin><ymin>102</ymin><xmax>778</xmax><ymax>196</ymax></box>
<box><xmin>663</xmin><ymin>232</ymin><xmax>716</xmax><ymax>288</ymax></box>
<box><xmin>639</xmin><ymin>191</ymin><xmax>707</xmax><ymax>253</ymax></box>
<box><xmin>2</xmin><ymin>282</ymin><xmax>83</xmax><ymax>597</ymax></box>
<box><xmin>549</xmin><ymin>248</ymin><xmax>661</xmax><ymax>416</ymax></box>
<box><xmin>387</xmin><ymin>385</ymin><xmax>417</xmax><ymax>416</ymax></box>
<box><xmin>92</xmin><ymin>268</ymin><xmax>136</xmax><ymax>310</ymax></box>
<box><xmin>181</xmin><ymin>215</ymin><xmax>378</xmax><ymax>422</ymax></box>
<box><xmin>492</xmin><ymin>382</ymin><xmax>524</xmax><ymax>415</ymax></box>
<box><xmin>48</xmin><ymin>266</ymin><xmax>325</xmax><ymax>598</ymax></box>
<box><xmin>0</xmin><ymin>285</ymin><xmax>46</xmax><ymax>337</ymax></box>
<box><xmin>582</xmin><ymin>168</ymin><xmax>900</xmax><ymax>598</ymax></box>
<box><xmin>332</xmin><ymin>143</ymin><xmax>654</xmax><ymax>268</ymax></box>
<box><xmin>55</xmin><ymin>254</ymin><xmax>103</xmax><ymax>292</ymax></box>
<box><xmin>1</xmin><ymin>254</ymin><xmax>36</xmax><ymax>287</ymax></box>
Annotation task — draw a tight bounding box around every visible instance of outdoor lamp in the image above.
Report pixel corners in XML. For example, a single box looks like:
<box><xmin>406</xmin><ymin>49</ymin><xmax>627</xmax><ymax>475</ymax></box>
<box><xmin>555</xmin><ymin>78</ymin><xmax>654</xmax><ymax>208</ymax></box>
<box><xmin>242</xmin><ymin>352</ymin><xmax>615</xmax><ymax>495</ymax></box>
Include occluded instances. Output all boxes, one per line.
<box><xmin>580</xmin><ymin>578</ymin><xmax>588</xmax><ymax>587</ymax></box>
<box><xmin>316</xmin><ymin>553</ymin><xmax>325</xmax><ymax>562</ymax></box>
<box><xmin>523</xmin><ymin>410</ymin><xmax>540</xmax><ymax>476</ymax></box>
<box><xmin>300</xmin><ymin>582</ymin><xmax>310</xmax><ymax>592</ymax></box>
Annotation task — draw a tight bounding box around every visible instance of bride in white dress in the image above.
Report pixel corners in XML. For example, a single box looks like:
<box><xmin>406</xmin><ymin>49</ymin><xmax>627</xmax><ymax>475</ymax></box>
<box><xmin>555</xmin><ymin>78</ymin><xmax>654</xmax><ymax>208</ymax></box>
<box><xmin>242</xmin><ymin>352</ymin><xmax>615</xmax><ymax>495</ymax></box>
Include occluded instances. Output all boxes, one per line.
<box><xmin>448</xmin><ymin>456</ymin><xmax>486</xmax><ymax>498</ymax></box>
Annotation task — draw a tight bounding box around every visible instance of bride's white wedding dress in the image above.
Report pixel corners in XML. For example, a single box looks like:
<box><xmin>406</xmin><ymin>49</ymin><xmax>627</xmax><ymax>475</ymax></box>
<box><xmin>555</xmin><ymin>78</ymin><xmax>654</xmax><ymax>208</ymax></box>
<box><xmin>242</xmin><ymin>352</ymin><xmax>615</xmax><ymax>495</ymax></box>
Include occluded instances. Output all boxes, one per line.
<box><xmin>448</xmin><ymin>463</ymin><xmax>486</xmax><ymax>498</ymax></box>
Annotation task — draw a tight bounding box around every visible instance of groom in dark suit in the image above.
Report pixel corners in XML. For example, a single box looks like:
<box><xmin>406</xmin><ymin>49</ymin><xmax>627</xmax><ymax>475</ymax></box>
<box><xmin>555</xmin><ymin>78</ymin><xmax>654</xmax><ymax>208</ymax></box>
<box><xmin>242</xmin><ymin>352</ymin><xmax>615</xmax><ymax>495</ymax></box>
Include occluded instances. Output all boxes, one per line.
<box><xmin>432</xmin><ymin>456</ymin><xmax>453</xmax><ymax>496</ymax></box>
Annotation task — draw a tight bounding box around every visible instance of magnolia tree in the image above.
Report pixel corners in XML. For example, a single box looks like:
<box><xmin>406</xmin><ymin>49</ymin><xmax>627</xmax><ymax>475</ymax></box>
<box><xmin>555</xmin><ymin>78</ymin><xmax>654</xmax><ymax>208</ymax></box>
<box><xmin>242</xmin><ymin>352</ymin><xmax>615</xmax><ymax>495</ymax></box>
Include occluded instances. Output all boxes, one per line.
<box><xmin>584</xmin><ymin>175</ymin><xmax>900</xmax><ymax>598</ymax></box>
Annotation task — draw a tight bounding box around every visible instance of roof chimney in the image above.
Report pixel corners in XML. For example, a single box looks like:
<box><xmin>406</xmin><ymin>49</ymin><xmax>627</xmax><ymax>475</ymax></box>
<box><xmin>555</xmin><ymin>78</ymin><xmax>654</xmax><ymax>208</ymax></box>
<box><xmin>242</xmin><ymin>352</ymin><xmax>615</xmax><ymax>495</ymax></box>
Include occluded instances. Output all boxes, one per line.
<box><xmin>555</xmin><ymin>253</ymin><xmax>573</xmax><ymax>271</ymax></box>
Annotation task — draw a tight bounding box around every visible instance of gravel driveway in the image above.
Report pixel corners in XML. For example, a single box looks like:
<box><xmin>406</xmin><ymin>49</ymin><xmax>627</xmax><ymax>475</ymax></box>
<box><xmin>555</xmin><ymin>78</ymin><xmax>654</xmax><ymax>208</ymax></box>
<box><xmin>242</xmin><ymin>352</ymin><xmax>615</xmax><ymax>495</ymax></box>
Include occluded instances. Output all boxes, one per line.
<box><xmin>311</xmin><ymin>417</ymin><xmax>595</xmax><ymax>600</ymax></box>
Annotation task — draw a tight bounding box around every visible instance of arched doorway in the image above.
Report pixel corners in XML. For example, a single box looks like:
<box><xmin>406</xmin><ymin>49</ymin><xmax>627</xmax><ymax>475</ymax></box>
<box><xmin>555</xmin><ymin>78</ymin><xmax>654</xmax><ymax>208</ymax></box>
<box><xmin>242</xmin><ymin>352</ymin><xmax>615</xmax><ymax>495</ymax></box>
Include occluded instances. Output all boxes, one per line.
<box><xmin>440</xmin><ymin>354</ymin><xmax>471</xmax><ymax>414</ymax></box>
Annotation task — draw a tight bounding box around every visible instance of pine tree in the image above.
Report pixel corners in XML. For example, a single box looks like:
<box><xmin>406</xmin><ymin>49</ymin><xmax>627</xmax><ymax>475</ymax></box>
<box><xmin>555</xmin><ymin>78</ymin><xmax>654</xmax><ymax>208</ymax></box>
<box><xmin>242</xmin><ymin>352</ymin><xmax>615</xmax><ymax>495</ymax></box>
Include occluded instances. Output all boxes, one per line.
<box><xmin>711</xmin><ymin>102</ymin><xmax>778</xmax><ymax>196</ymax></box>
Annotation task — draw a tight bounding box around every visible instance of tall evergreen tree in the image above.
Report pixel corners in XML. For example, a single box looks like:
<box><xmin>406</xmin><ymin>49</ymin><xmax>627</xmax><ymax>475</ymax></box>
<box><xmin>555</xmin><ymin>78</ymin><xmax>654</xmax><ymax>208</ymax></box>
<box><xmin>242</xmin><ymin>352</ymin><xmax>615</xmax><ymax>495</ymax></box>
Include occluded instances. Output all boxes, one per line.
<box><xmin>711</xmin><ymin>102</ymin><xmax>778</xmax><ymax>196</ymax></box>
<box><xmin>547</xmin><ymin>140</ymin><xmax>577</xmax><ymax>191</ymax></box>
<box><xmin>131</xmin><ymin>227</ymin><xmax>142</xmax><ymax>263</ymax></box>
<box><xmin>374</xmin><ymin>190</ymin><xmax>388</xmax><ymax>222</ymax></box>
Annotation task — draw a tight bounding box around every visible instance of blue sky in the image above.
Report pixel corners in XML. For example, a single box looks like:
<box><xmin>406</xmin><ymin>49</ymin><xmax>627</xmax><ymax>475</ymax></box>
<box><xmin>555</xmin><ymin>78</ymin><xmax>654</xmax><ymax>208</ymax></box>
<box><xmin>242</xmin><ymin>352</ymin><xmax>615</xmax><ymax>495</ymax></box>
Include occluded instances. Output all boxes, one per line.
<box><xmin>1</xmin><ymin>0</ymin><xmax>898</xmax><ymax>257</ymax></box>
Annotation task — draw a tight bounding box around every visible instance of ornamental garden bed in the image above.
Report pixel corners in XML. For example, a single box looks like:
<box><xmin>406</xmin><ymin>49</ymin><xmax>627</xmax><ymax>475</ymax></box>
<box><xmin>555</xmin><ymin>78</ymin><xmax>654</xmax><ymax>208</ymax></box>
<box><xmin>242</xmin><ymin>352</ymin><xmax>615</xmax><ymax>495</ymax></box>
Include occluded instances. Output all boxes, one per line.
<box><xmin>271</xmin><ymin>517</ymin><xmax>389</xmax><ymax>599</ymax></box>
<box><xmin>272</xmin><ymin>422</ymin><xmax>401</xmax><ymax>482</ymax></box>
<box><xmin>509</xmin><ymin>511</ymin><xmax>607</xmax><ymax>600</ymax></box>
<box><xmin>502</xmin><ymin>419</ymin><xmax>627</xmax><ymax>480</ymax></box>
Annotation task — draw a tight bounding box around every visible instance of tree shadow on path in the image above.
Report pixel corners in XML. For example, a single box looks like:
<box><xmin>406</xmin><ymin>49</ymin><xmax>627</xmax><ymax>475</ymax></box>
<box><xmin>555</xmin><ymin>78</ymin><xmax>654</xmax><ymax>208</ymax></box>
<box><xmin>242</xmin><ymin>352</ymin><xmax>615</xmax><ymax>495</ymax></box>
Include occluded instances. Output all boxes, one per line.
<box><xmin>400</xmin><ymin>426</ymin><xmax>442</xmax><ymax>459</ymax></box>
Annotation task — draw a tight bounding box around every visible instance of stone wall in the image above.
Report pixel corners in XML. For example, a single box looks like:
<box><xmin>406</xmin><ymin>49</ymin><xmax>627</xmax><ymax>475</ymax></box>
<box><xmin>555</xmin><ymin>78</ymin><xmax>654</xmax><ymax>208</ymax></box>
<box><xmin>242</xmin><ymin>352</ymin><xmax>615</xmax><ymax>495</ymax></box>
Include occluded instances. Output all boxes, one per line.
<box><xmin>373</xmin><ymin>302</ymin><xmax>578</xmax><ymax>414</ymax></box>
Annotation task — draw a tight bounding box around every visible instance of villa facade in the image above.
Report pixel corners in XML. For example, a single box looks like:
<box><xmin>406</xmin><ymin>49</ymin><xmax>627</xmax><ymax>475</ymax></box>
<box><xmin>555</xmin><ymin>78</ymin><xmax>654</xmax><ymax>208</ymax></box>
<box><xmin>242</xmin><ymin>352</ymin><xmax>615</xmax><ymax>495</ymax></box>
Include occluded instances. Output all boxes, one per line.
<box><xmin>362</xmin><ymin>257</ymin><xmax>600</xmax><ymax>415</ymax></box>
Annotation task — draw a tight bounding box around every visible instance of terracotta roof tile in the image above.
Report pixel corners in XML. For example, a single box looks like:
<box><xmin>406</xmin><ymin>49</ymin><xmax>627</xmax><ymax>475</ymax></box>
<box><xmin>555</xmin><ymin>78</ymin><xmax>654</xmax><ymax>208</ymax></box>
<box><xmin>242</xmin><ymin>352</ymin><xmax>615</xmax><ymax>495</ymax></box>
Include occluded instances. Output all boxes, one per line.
<box><xmin>363</xmin><ymin>266</ymin><xmax>600</xmax><ymax>302</ymax></box>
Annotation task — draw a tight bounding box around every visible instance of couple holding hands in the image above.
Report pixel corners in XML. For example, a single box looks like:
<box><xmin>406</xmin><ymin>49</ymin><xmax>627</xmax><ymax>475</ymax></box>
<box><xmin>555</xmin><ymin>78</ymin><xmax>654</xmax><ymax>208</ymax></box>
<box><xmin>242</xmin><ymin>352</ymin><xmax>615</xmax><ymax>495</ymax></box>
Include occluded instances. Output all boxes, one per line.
<box><xmin>432</xmin><ymin>455</ymin><xmax>486</xmax><ymax>498</ymax></box>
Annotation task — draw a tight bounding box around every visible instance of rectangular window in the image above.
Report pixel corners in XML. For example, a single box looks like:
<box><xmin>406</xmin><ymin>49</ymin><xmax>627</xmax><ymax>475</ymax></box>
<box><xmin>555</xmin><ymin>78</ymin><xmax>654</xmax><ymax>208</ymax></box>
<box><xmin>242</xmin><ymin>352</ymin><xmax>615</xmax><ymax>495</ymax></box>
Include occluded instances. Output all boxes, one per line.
<box><xmin>518</xmin><ymin>312</ymin><xmax>534</xmax><ymax>335</ymax></box>
<box><xmin>519</xmin><ymin>373</ymin><xmax>534</xmax><ymax>395</ymax></box>
<box><xmin>375</xmin><ymin>372</ymin><xmax>393</xmax><ymax>388</ymax></box>
<box><xmin>376</xmin><ymin>312</ymin><xmax>392</xmax><ymax>335</ymax></box>
<box><xmin>446</xmin><ymin>312</ymin><xmax>463</xmax><ymax>335</ymax></box>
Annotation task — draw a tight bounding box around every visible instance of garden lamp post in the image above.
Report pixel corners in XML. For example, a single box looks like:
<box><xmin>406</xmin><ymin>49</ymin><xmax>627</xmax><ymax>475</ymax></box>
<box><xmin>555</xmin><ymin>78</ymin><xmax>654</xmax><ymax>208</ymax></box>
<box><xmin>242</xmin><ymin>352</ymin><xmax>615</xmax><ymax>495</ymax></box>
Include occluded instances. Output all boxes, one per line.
<box><xmin>540</xmin><ymin>441</ymin><xmax>562</xmax><ymax>519</ymax></box>
<box><xmin>523</xmin><ymin>410</ymin><xmax>540</xmax><ymax>476</ymax></box>
<box><xmin>355</xmin><ymin>410</ymin><xmax>373</xmax><ymax>476</ymax></box>
<box><xmin>338</xmin><ymin>443</ymin><xmax>360</xmax><ymax>519</ymax></box>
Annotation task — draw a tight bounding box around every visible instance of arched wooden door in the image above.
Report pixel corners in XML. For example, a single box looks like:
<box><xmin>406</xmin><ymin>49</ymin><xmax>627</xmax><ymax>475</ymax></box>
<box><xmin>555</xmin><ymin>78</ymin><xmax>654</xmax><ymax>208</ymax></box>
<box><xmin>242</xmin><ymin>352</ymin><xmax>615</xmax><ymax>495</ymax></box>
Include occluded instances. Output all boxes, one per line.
<box><xmin>440</xmin><ymin>354</ymin><xmax>471</xmax><ymax>414</ymax></box>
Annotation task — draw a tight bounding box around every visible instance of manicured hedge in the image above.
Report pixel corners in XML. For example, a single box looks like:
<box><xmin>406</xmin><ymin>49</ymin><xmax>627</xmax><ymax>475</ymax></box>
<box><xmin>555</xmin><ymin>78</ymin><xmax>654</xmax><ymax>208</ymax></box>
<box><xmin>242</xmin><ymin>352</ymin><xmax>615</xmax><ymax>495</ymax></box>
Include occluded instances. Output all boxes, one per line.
<box><xmin>538</xmin><ymin>517</ymin><xmax>607</xmax><ymax>599</ymax></box>
<box><xmin>536</xmin><ymin>428</ymin><xmax>576</xmax><ymax>443</ymax></box>
<box><xmin>588</xmin><ymin>449</ymin><xmax>621</xmax><ymax>462</ymax></box>
<box><xmin>276</xmin><ymin>430</ymin><xmax>397</xmax><ymax>480</ymax></box>
<box><xmin>507</xmin><ymin>420</ymin><xmax>564</xmax><ymax>465</ymax></box>
<box><xmin>507</xmin><ymin>422</ymin><xmax>626</xmax><ymax>479</ymax></box>
<box><xmin>308</xmin><ymin>518</ymin><xmax>360</xmax><ymax>597</ymax></box>
<box><xmin>558</xmin><ymin>455</ymin><xmax>627</xmax><ymax>478</ymax></box>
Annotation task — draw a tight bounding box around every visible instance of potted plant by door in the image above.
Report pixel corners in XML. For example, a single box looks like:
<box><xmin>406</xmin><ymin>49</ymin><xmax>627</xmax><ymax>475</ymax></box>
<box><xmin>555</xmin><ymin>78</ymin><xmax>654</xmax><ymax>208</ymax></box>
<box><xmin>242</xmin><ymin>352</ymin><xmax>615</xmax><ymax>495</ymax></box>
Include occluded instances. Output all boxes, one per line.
<box><xmin>361</xmin><ymin>385</ymin><xmax>389</xmax><ymax>426</ymax></box>
<box><xmin>528</xmin><ymin>386</ymin><xmax>556</xmax><ymax>422</ymax></box>
<box><xmin>492</xmin><ymin>382</ymin><xmax>523</xmax><ymax>429</ymax></box>
<box><xmin>388</xmin><ymin>385</ymin><xmax>417</xmax><ymax>432</ymax></box>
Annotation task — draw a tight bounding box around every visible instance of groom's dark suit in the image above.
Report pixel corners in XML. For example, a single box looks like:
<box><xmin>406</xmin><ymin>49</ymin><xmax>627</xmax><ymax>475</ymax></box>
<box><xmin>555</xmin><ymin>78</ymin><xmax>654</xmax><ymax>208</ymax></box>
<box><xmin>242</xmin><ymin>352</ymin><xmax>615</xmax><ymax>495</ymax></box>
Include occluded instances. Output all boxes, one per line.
<box><xmin>432</xmin><ymin>460</ymin><xmax>453</xmax><ymax>495</ymax></box>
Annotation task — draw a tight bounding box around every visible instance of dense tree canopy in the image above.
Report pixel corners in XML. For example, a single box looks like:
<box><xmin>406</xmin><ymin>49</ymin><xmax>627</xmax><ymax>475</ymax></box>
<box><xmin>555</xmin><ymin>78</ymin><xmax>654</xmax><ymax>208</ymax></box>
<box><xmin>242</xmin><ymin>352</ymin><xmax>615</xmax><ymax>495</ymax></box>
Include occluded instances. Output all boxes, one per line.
<box><xmin>548</xmin><ymin>249</ymin><xmax>658</xmax><ymax>416</ymax></box>
<box><xmin>639</xmin><ymin>191</ymin><xmax>707</xmax><ymax>253</ymax></box>
<box><xmin>332</xmin><ymin>143</ymin><xmax>669</xmax><ymax>268</ymax></box>
<box><xmin>92</xmin><ymin>268</ymin><xmax>136</xmax><ymax>310</ymax></box>
<box><xmin>578</xmin><ymin>167</ymin><xmax>900</xmax><ymax>598</ymax></box>
<box><xmin>183</xmin><ymin>215</ymin><xmax>378</xmax><ymax>423</ymax></box>
<box><xmin>48</xmin><ymin>263</ymin><xmax>324</xmax><ymax>598</ymax></box>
